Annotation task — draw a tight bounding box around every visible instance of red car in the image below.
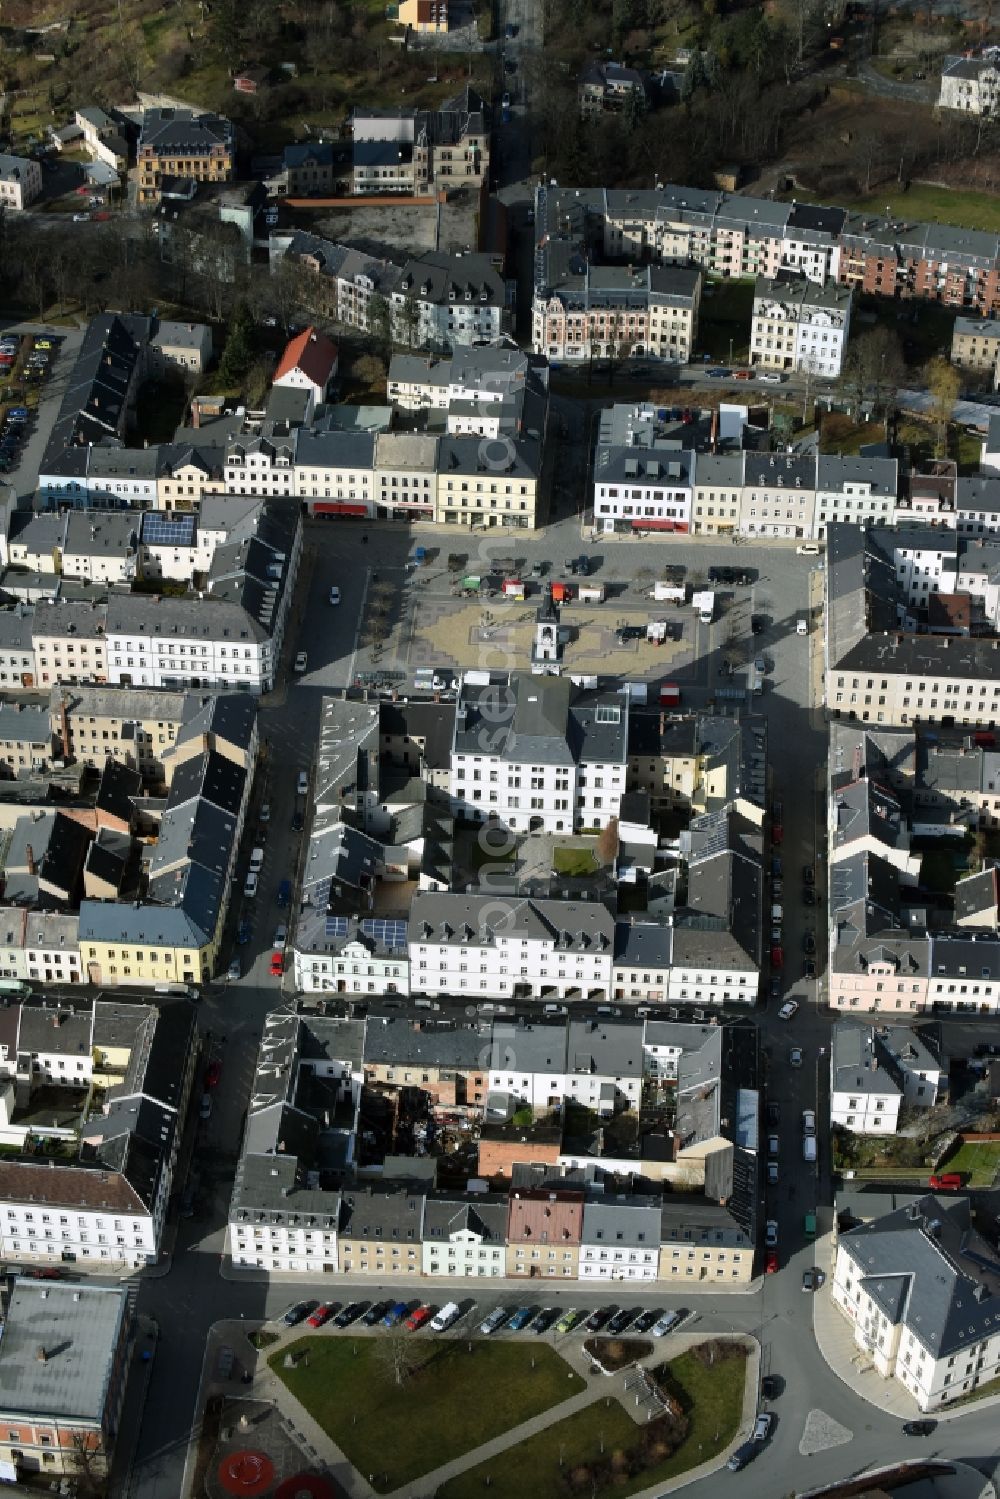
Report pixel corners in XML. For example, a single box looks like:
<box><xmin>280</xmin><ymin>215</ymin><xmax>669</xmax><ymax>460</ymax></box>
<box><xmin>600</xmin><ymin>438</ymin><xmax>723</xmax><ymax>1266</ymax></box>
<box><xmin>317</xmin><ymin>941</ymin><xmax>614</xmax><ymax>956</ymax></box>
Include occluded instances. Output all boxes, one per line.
<box><xmin>405</xmin><ymin>1304</ymin><xmax>433</xmax><ymax>1331</ymax></box>
<box><xmin>270</xmin><ymin>951</ymin><xmax>284</xmax><ymax>976</ymax></box>
<box><xmin>770</xmin><ymin>945</ymin><xmax>784</xmax><ymax>970</ymax></box>
<box><xmin>765</xmin><ymin>1250</ymin><xmax>779</xmax><ymax>1274</ymax></box>
<box><xmin>929</xmin><ymin>1172</ymin><xmax>962</xmax><ymax>1190</ymax></box>
<box><xmin>306</xmin><ymin>1302</ymin><xmax>336</xmax><ymax>1328</ymax></box>
<box><xmin>204</xmin><ymin>1059</ymin><xmax>222</xmax><ymax>1089</ymax></box>
<box><xmin>771</xmin><ymin>824</ymin><xmax>784</xmax><ymax>845</ymax></box>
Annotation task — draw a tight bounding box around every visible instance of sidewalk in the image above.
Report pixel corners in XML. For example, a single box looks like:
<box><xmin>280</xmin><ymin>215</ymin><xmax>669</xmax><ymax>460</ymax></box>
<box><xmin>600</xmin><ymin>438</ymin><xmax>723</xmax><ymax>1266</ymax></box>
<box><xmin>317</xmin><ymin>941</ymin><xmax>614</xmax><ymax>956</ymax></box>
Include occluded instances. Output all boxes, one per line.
<box><xmin>201</xmin><ymin>1320</ymin><xmax>760</xmax><ymax>1499</ymax></box>
<box><xmin>812</xmin><ymin>1227</ymin><xmax>1000</xmax><ymax>1427</ymax></box>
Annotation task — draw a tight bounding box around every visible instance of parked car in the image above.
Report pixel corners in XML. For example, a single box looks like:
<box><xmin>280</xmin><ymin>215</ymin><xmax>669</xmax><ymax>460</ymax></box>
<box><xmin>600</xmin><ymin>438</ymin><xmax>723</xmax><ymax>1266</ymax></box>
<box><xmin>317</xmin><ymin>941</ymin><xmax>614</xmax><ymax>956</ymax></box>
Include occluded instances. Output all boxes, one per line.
<box><xmin>554</xmin><ymin>1307</ymin><xmax>579</xmax><ymax>1334</ymax></box>
<box><xmin>803</xmin><ymin>864</ymin><xmax>815</xmax><ymax>885</ymax></box>
<box><xmin>766</xmin><ymin>1101</ymin><xmax>780</xmax><ymax>1126</ymax></box>
<box><xmin>431</xmin><ymin>1302</ymin><xmax>462</xmax><ymax>1332</ymax></box>
<box><xmin>479</xmin><ymin>1306</ymin><xmax>508</xmax><ymax>1335</ymax></box>
<box><xmin>632</xmin><ymin>1308</ymin><xmax>660</xmax><ymax>1334</ymax></box>
<box><xmin>226</xmin><ymin>958</ymin><xmax>241</xmax><ymax>981</ymax></box>
<box><xmin>767</xmin><ymin>1161</ymin><xmax>779</xmax><ymax>1185</ymax></box>
<box><xmin>803</xmin><ymin>887</ymin><xmax>815</xmax><ymax>906</ymax></box>
<box><xmin>929</xmin><ymin>1172</ymin><xmax>963</xmax><ymax>1190</ymax></box>
<box><xmin>335</xmin><ymin>1301</ymin><xmax>368</xmax><ymax>1327</ymax></box>
<box><xmin>204</xmin><ymin>1059</ymin><xmax>222</xmax><ymax>1088</ymax></box>
<box><xmin>363</xmin><ymin>1301</ymin><xmax>392</xmax><ymax>1326</ymax></box>
<box><xmin>778</xmin><ymin>1000</ymin><xmax>798</xmax><ymax>1021</ymax></box>
<box><xmin>752</xmin><ymin>1413</ymin><xmax>773</xmax><ymax>1442</ymax></box>
<box><xmin>802</xmin><ymin>1268</ymin><xmax>822</xmax><ymax>1292</ymax></box>
<box><xmin>804</xmin><ymin>959</ymin><xmax>816</xmax><ymax>979</ymax></box>
<box><xmin>765</xmin><ymin>1249</ymin><xmax>779</xmax><ymax>1274</ymax></box>
<box><xmin>802</xmin><ymin>1110</ymin><xmax>817</xmax><ymax>1138</ymax></box>
<box><xmin>280</xmin><ymin>1301</ymin><xmax>316</xmax><ymax>1327</ymax></box>
<box><xmin>790</xmin><ymin>1047</ymin><xmax>803</xmax><ymax>1068</ymax></box>
<box><xmin>765</xmin><ymin>1220</ymin><xmax>778</xmax><ymax>1248</ymax></box>
<box><xmin>760</xmin><ymin>1375</ymin><xmax>780</xmax><ymax>1400</ymax></box>
<box><xmin>507</xmin><ymin>1306</ymin><xmax>534</xmax><ymax>1332</ymax></box>
<box><xmin>767</xmin><ymin>1134</ymin><xmax>779</xmax><ymax>1158</ymax></box>
<box><xmin>651</xmin><ymin>1310</ymin><xmax>681</xmax><ymax>1337</ymax></box>
<box><xmin>727</xmin><ymin>1440</ymin><xmax>758</xmax><ymax>1471</ymax></box>
<box><xmin>383</xmin><ymin>1302</ymin><xmax>408</xmax><ymax>1327</ymax></box>
<box><xmin>293</xmin><ymin>652</ymin><xmax>308</xmax><ymax>672</ymax></box>
<box><xmin>405</xmin><ymin>1304</ymin><xmax>433</xmax><ymax>1331</ymax></box>
<box><xmin>277</xmin><ymin>879</ymin><xmax>291</xmax><ymax>908</ymax></box>
<box><xmin>803</xmin><ymin>931</ymin><xmax>816</xmax><ymax>955</ymax></box>
<box><xmin>307</xmin><ymin>1302</ymin><xmax>336</xmax><ymax>1328</ymax></box>
<box><xmin>328</xmin><ymin>587</ymin><xmax>341</xmax><ymax>605</ymax></box>
<box><xmin>272</xmin><ymin>924</ymin><xmax>288</xmax><ymax>950</ymax></box>
<box><xmin>606</xmin><ymin>1307</ymin><xmax>637</xmax><ymax>1335</ymax></box>
<box><xmin>903</xmin><ymin>1420</ymin><xmax>936</xmax><ymax>1436</ymax></box>
<box><xmin>270</xmin><ymin>952</ymin><xmax>284</xmax><ymax>977</ymax></box>
<box><xmin>585</xmin><ymin>1306</ymin><xmax>615</xmax><ymax>1333</ymax></box>
<box><xmin>243</xmin><ymin>871</ymin><xmax>258</xmax><ymax>899</ymax></box>
<box><xmin>198</xmin><ymin>1092</ymin><xmax>213</xmax><ymax>1120</ymax></box>
<box><xmin>237</xmin><ymin>919</ymin><xmax>252</xmax><ymax>945</ymax></box>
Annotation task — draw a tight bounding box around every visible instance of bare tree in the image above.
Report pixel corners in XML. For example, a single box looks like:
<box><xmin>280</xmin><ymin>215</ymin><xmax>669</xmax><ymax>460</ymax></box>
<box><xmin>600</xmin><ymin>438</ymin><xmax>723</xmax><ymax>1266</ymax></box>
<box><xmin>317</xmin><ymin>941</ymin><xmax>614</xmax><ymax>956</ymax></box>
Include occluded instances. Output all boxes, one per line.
<box><xmin>375</xmin><ymin>1325</ymin><xmax>421</xmax><ymax>1388</ymax></box>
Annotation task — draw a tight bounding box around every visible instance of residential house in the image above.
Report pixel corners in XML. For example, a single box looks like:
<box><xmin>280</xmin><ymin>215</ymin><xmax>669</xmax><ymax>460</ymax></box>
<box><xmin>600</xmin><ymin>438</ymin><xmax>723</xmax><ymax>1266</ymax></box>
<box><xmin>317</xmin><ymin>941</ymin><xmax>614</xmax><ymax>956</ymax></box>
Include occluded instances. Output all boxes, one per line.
<box><xmin>578</xmin><ymin>1195</ymin><xmax>660</xmax><ymax>1280</ymax></box>
<box><xmin>939</xmin><ymin>53</ymin><xmax>1000</xmax><ymax>116</ymax></box>
<box><xmin>273</xmin><ymin>326</ymin><xmax>339</xmax><ymax>410</ymax></box>
<box><xmin>337</xmin><ymin>1188</ymin><xmax>426</xmax><ymax>1277</ymax></box>
<box><xmin>750</xmin><ymin>272</ymin><xmax>852</xmax><ymax>378</ymax></box>
<box><xmin>0</xmin><ymin>153</ymin><xmax>42</xmax><ymax>211</ymax></box>
<box><xmin>421</xmin><ymin>1194</ymin><xmax>510</xmax><ymax>1278</ymax></box>
<box><xmin>578</xmin><ymin>60</ymin><xmax>648</xmax><ymax>119</ymax></box>
<box><xmin>505</xmin><ymin>1186</ymin><xmax>584</xmax><ymax>1278</ymax></box>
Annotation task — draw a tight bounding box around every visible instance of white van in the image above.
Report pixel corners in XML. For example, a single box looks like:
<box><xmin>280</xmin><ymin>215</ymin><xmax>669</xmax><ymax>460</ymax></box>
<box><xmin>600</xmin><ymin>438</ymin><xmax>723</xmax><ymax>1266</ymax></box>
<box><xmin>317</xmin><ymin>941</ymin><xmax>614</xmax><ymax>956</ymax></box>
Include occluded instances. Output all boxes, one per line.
<box><xmin>803</xmin><ymin>1137</ymin><xmax>817</xmax><ymax>1163</ymax></box>
<box><xmin>297</xmin><ymin>771</ymin><xmax>308</xmax><ymax>796</ymax></box>
<box><xmin>430</xmin><ymin>1301</ymin><xmax>461</xmax><ymax>1332</ymax></box>
<box><xmin>249</xmin><ymin>847</ymin><xmax>264</xmax><ymax>874</ymax></box>
<box><xmin>796</xmin><ymin>543</ymin><xmax>820</xmax><ymax>556</ymax></box>
<box><xmin>796</xmin><ymin>615</ymin><xmax>809</xmax><ymax>636</ymax></box>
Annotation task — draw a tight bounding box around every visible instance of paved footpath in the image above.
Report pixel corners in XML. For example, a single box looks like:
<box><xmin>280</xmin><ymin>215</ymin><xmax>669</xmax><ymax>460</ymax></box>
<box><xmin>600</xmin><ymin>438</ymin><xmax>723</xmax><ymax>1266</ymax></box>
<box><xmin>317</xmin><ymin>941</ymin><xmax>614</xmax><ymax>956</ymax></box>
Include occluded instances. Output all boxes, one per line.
<box><xmin>202</xmin><ymin>1322</ymin><xmax>760</xmax><ymax>1499</ymax></box>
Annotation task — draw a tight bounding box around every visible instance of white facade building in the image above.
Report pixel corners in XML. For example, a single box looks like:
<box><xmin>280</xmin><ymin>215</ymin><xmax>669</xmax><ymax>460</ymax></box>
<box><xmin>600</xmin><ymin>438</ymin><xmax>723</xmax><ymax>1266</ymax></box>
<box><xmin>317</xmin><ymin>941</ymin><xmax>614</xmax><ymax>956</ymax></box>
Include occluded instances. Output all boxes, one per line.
<box><xmin>578</xmin><ymin>1198</ymin><xmax>661</xmax><ymax>1281</ymax></box>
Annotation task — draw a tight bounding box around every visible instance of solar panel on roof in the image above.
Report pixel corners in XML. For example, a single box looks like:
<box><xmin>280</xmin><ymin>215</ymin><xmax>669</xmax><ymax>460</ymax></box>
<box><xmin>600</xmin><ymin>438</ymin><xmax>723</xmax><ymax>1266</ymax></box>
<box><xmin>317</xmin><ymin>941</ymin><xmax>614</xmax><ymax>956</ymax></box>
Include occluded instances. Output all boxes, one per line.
<box><xmin>142</xmin><ymin>512</ymin><xmax>196</xmax><ymax>547</ymax></box>
<box><xmin>360</xmin><ymin>917</ymin><xmax>407</xmax><ymax>948</ymax></box>
<box><xmin>325</xmin><ymin>915</ymin><xmax>349</xmax><ymax>938</ymax></box>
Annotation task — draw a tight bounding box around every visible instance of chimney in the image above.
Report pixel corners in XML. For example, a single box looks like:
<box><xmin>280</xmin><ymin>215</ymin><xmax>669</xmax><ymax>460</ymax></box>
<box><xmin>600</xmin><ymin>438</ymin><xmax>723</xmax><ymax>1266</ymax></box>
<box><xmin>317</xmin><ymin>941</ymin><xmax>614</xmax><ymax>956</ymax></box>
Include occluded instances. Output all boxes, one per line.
<box><xmin>26</xmin><ymin>844</ymin><xmax>35</xmax><ymax>877</ymax></box>
<box><xmin>36</xmin><ymin>1345</ymin><xmax>47</xmax><ymax>1363</ymax></box>
<box><xmin>59</xmin><ymin>696</ymin><xmax>71</xmax><ymax>760</ymax></box>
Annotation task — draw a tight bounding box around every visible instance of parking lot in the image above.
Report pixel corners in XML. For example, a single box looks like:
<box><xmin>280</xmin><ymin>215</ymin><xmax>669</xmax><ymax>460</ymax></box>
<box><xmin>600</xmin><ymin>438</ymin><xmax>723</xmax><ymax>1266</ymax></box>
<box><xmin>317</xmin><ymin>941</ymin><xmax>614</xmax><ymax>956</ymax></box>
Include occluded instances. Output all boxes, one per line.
<box><xmin>0</xmin><ymin>321</ymin><xmax>83</xmax><ymax>501</ymax></box>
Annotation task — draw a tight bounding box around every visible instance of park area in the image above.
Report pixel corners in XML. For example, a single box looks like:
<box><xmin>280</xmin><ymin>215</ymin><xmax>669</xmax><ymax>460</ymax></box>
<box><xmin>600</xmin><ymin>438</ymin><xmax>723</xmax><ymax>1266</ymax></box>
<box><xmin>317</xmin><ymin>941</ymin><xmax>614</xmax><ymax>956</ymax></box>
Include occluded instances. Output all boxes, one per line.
<box><xmin>438</xmin><ymin>1345</ymin><xmax>748</xmax><ymax>1499</ymax></box>
<box><xmin>269</xmin><ymin>1338</ymin><xmax>585</xmax><ymax>1494</ymax></box>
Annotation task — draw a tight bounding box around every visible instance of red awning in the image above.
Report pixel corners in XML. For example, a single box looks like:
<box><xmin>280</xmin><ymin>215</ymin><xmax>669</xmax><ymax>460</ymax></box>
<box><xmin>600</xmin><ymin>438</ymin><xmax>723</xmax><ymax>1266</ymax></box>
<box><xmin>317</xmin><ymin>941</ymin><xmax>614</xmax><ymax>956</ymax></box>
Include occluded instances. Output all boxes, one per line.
<box><xmin>312</xmin><ymin>503</ymin><xmax>368</xmax><ymax>517</ymax></box>
<box><xmin>632</xmin><ymin>518</ymin><xmax>681</xmax><ymax>531</ymax></box>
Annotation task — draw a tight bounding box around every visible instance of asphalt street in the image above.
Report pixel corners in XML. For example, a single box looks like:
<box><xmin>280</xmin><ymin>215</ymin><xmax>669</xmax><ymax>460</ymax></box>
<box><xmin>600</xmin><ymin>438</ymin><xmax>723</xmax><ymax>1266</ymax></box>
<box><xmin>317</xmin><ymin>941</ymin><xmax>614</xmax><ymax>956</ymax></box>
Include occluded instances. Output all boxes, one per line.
<box><xmin>115</xmin><ymin>525</ymin><xmax>1000</xmax><ymax>1499</ymax></box>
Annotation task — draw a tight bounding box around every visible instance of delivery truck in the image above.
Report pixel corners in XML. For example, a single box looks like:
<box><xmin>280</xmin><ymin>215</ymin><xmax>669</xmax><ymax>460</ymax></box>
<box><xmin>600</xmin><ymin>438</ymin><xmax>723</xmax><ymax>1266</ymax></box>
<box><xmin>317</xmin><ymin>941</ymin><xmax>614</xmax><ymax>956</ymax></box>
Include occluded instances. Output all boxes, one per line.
<box><xmin>692</xmin><ymin>589</ymin><xmax>715</xmax><ymax>623</ymax></box>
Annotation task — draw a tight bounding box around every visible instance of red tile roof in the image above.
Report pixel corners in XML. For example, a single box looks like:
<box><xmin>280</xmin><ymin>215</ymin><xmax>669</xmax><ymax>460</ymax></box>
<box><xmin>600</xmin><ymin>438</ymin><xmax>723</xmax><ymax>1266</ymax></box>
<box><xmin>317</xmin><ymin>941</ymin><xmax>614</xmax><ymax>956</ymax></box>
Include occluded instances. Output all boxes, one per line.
<box><xmin>274</xmin><ymin>326</ymin><xmax>339</xmax><ymax>389</ymax></box>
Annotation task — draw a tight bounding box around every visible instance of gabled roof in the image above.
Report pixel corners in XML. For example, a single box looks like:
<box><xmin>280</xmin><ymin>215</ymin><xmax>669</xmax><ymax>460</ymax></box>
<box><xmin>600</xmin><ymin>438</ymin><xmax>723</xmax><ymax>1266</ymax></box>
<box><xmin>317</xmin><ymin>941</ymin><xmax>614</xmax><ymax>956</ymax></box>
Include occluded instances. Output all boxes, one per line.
<box><xmin>274</xmin><ymin>325</ymin><xmax>339</xmax><ymax>388</ymax></box>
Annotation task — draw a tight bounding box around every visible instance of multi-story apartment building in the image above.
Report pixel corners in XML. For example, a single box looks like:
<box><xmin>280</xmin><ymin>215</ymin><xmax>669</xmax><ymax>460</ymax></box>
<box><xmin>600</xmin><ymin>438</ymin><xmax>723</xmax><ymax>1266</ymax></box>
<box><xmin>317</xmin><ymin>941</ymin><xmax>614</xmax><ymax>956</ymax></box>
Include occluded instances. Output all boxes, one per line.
<box><xmin>738</xmin><ymin>453</ymin><xmax>817</xmax><ymax>539</ymax></box>
<box><xmin>409</xmin><ymin>894</ymin><xmax>616</xmax><ymax>1002</ymax></box>
<box><xmin>392</xmin><ymin>253</ymin><xmax>507</xmax><ymax>350</ymax></box>
<box><xmin>0</xmin><ymin>1280</ymin><xmax>131</xmax><ymax>1481</ymax></box>
<box><xmin>0</xmin><ymin>703</ymin><xmax>51</xmax><ymax>777</ymax></box>
<box><xmin>78</xmin><ymin>695</ymin><xmax>256</xmax><ymax>988</ymax></box>
<box><xmin>690</xmin><ymin>452</ymin><xmax>744</xmax><ymax>536</ymax></box>
<box><xmin>449</xmin><ymin>673</ymin><xmax>628</xmax><ymax>834</ymax></box>
<box><xmin>421</xmin><ymin>1194</ymin><xmax>509</xmax><ymax>1277</ymax></box>
<box><xmin>939</xmin><ymin>52</ymin><xmax>1000</xmax><ymax>115</ymax></box>
<box><xmin>352</xmin><ymin>87</ymin><xmax>488</xmax><ymax>195</ymax></box>
<box><xmin>534</xmin><ymin>183</ymin><xmax>1000</xmax><ymax>339</ymax></box>
<box><xmin>830</xmin><ymin>1021</ymin><xmax>943</xmax><ymax>1133</ymax></box>
<box><xmin>825</xmin><ymin>524</ymin><xmax>1000</xmax><ymax>730</ymax></box>
<box><xmin>0</xmin><ymin>607</ymin><xmax>36</xmax><ymax>690</ymax></box>
<box><xmin>592</xmin><ymin>404</ymin><xmax>694</xmax><ymax>534</ymax></box>
<box><xmin>364</xmin><ymin>1017</ymin><xmax>487</xmax><ymax>1106</ymax></box>
<box><xmin>0</xmin><ymin>997</ymin><xmax>197</xmax><ymax>1269</ymax></box>
<box><xmin>398</xmin><ymin>0</ymin><xmax>450</xmax><ymax>32</ymax></box>
<box><xmin>0</xmin><ymin>152</ymin><xmax>42</xmax><ymax>211</ymax></box>
<box><xmin>533</xmin><ymin>254</ymin><xmax>701</xmax><ymax>365</ymax></box>
<box><xmin>506</xmin><ymin>1186</ymin><xmax>584</xmax><ymax>1278</ymax></box>
<box><xmin>832</xmin><ymin>1193</ymin><xmax>1000</xmax><ymax>1410</ymax></box>
<box><xmin>31</xmin><ymin>601</ymin><xmax>109</xmax><ymax>688</ymax></box>
<box><xmin>578</xmin><ymin>1196</ymin><xmax>661</xmax><ymax>1280</ymax></box>
<box><xmin>229</xmin><ymin>1006</ymin><xmax>364</xmax><ymax>1273</ymax></box>
<box><xmin>136</xmin><ymin>108</ymin><xmax>234</xmax><ymax>205</ymax></box>
<box><xmin>951</xmin><ymin>315</ymin><xmax>1000</xmax><ymax>379</ymax></box>
<box><xmin>338</xmin><ymin>1188</ymin><xmax>426</xmax><ymax>1277</ymax></box>
<box><xmin>815</xmin><ymin>456</ymin><xmax>898</xmax><ymax>538</ymax></box>
<box><xmin>750</xmin><ymin>271</ymin><xmax>852</xmax><ymax>378</ymax></box>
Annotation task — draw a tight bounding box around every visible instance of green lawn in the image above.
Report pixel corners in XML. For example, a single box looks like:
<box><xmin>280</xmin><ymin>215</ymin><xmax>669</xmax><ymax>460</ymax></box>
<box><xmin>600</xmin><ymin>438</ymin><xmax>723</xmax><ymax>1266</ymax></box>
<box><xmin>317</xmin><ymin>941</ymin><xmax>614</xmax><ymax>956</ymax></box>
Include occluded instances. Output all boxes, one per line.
<box><xmin>552</xmin><ymin>845</ymin><xmax>599</xmax><ymax>877</ymax></box>
<box><xmin>784</xmin><ymin>184</ymin><xmax>1000</xmax><ymax>234</ymax></box>
<box><xmin>940</xmin><ymin>1140</ymin><xmax>1000</xmax><ymax>1187</ymax></box>
<box><xmin>269</xmin><ymin>1337</ymin><xmax>585</xmax><ymax>1493</ymax></box>
<box><xmin>438</xmin><ymin>1348</ymin><xmax>748</xmax><ymax>1499</ymax></box>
